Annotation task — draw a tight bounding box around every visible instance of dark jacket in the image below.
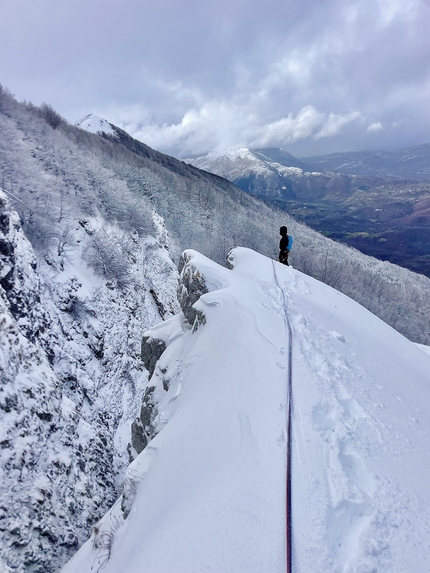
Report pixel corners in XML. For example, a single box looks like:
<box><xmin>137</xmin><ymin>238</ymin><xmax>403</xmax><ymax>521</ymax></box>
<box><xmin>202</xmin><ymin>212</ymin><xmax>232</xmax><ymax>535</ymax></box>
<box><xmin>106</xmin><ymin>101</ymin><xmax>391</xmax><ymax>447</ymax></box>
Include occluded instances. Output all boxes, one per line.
<box><xmin>279</xmin><ymin>235</ymin><xmax>290</xmax><ymax>252</ymax></box>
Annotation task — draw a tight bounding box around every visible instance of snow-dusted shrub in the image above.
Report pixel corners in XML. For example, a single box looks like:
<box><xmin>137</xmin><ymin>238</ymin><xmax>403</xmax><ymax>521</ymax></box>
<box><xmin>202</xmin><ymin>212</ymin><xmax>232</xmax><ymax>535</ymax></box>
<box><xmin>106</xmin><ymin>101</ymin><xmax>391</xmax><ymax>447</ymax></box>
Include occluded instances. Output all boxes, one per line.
<box><xmin>83</xmin><ymin>230</ymin><xmax>131</xmax><ymax>289</ymax></box>
<box><xmin>121</xmin><ymin>468</ymin><xmax>142</xmax><ymax>518</ymax></box>
<box><xmin>92</xmin><ymin>514</ymin><xmax>123</xmax><ymax>572</ymax></box>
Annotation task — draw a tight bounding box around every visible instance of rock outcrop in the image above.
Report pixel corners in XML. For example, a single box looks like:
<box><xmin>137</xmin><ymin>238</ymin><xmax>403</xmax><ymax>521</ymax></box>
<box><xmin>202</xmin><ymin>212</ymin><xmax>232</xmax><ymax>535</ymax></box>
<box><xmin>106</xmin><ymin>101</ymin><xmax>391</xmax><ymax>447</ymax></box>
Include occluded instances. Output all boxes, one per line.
<box><xmin>177</xmin><ymin>251</ymin><xmax>208</xmax><ymax>329</ymax></box>
<box><xmin>132</xmin><ymin>250</ymin><xmax>212</xmax><ymax>460</ymax></box>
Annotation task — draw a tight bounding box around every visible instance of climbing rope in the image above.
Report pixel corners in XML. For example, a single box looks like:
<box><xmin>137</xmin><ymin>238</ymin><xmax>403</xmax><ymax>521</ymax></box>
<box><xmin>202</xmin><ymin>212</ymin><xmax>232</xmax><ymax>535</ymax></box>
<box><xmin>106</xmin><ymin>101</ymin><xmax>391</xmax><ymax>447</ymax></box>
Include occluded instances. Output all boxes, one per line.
<box><xmin>272</xmin><ymin>260</ymin><xmax>293</xmax><ymax>573</ymax></box>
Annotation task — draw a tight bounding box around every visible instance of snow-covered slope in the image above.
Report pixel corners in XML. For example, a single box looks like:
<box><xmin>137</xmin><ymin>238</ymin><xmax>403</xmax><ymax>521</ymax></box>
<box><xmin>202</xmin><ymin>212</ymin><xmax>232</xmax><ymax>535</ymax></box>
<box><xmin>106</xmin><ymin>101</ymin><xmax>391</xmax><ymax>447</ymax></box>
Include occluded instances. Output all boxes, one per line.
<box><xmin>75</xmin><ymin>113</ymin><xmax>117</xmax><ymax>137</ymax></box>
<box><xmin>62</xmin><ymin>247</ymin><xmax>430</xmax><ymax>573</ymax></box>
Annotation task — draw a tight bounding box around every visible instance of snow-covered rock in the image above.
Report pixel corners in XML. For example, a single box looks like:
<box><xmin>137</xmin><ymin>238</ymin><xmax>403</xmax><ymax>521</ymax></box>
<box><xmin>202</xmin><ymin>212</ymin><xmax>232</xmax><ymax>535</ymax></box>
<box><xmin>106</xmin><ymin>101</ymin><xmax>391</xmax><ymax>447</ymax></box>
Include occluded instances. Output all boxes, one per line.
<box><xmin>131</xmin><ymin>251</ymin><xmax>211</xmax><ymax>459</ymax></box>
<box><xmin>62</xmin><ymin>247</ymin><xmax>430</xmax><ymax>573</ymax></box>
<box><xmin>176</xmin><ymin>250</ymin><xmax>209</xmax><ymax>328</ymax></box>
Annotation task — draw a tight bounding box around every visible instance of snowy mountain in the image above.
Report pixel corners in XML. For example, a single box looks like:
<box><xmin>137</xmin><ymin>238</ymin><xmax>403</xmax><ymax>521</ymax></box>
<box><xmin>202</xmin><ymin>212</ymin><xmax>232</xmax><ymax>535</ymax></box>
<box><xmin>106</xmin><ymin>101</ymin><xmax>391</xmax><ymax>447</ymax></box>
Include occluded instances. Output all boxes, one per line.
<box><xmin>62</xmin><ymin>247</ymin><xmax>430</xmax><ymax>573</ymax></box>
<box><xmin>188</xmin><ymin>146</ymin><xmax>330</xmax><ymax>202</ymax></box>
<box><xmin>74</xmin><ymin>113</ymin><xmax>117</xmax><ymax>137</ymax></box>
<box><xmin>2</xmin><ymin>83</ymin><xmax>430</xmax><ymax>571</ymax></box>
<box><xmin>189</xmin><ymin>146</ymin><xmax>313</xmax><ymax>180</ymax></box>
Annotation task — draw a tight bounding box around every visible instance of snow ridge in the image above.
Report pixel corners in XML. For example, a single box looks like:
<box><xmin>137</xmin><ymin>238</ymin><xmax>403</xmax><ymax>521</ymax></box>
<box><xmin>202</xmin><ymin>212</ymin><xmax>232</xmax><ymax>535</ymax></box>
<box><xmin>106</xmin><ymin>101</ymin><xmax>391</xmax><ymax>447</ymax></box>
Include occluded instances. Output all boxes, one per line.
<box><xmin>62</xmin><ymin>247</ymin><xmax>430</xmax><ymax>573</ymax></box>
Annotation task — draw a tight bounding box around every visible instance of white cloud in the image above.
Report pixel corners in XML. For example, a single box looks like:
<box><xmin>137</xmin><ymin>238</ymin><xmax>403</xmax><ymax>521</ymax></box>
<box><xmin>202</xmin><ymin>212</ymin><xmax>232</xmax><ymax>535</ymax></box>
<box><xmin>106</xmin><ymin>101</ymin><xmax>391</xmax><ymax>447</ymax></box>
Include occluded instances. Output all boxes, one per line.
<box><xmin>314</xmin><ymin>112</ymin><xmax>363</xmax><ymax>139</ymax></box>
<box><xmin>367</xmin><ymin>122</ymin><xmax>383</xmax><ymax>132</ymax></box>
<box><xmin>121</xmin><ymin>100</ymin><xmax>365</xmax><ymax>157</ymax></box>
<box><xmin>13</xmin><ymin>0</ymin><xmax>426</xmax><ymax>156</ymax></box>
<box><xmin>249</xmin><ymin>106</ymin><xmax>324</xmax><ymax>147</ymax></box>
<box><xmin>377</xmin><ymin>0</ymin><xmax>420</xmax><ymax>27</ymax></box>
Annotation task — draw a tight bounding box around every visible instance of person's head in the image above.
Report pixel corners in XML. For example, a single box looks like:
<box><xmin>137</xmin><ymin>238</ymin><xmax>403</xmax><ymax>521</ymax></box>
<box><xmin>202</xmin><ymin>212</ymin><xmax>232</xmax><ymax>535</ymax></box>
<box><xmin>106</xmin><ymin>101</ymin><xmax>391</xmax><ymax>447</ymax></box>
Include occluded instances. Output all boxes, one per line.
<box><xmin>279</xmin><ymin>226</ymin><xmax>288</xmax><ymax>237</ymax></box>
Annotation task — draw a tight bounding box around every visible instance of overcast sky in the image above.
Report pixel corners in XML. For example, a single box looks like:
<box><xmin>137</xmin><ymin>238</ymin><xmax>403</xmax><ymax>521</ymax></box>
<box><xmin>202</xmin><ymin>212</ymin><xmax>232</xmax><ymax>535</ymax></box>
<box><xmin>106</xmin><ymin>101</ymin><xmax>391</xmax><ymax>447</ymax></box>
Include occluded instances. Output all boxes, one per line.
<box><xmin>1</xmin><ymin>0</ymin><xmax>430</xmax><ymax>158</ymax></box>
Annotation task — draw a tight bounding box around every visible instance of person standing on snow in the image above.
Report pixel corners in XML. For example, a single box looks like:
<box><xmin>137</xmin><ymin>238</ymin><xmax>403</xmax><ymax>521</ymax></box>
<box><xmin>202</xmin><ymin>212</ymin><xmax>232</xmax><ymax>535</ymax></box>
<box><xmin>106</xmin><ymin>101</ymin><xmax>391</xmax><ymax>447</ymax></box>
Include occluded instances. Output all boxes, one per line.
<box><xmin>279</xmin><ymin>226</ymin><xmax>293</xmax><ymax>266</ymax></box>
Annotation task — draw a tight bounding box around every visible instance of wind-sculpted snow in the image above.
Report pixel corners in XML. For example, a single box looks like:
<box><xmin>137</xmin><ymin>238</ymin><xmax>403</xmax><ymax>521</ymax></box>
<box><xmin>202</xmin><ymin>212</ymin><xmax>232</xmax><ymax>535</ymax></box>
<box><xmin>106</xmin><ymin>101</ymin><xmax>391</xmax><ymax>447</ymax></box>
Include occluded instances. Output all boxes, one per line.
<box><xmin>62</xmin><ymin>248</ymin><xmax>430</xmax><ymax>573</ymax></box>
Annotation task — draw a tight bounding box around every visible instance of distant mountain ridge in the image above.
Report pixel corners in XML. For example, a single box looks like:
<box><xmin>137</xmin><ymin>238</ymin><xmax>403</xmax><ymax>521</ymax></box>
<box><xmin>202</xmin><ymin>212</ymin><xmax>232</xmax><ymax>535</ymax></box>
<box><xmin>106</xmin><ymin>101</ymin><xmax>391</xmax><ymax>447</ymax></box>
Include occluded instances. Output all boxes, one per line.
<box><xmin>304</xmin><ymin>142</ymin><xmax>430</xmax><ymax>180</ymax></box>
<box><xmin>189</xmin><ymin>147</ymin><xmax>334</xmax><ymax>203</ymax></box>
<box><xmin>189</xmin><ymin>146</ymin><xmax>314</xmax><ymax>179</ymax></box>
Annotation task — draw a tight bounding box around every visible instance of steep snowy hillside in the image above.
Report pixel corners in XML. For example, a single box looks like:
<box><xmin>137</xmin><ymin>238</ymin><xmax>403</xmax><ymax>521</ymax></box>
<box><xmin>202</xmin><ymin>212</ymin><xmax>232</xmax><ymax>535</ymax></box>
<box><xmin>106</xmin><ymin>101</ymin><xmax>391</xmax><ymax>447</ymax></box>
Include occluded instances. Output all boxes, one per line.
<box><xmin>0</xmin><ymin>191</ymin><xmax>179</xmax><ymax>572</ymax></box>
<box><xmin>62</xmin><ymin>248</ymin><xmax>430</xmax><ymax>573</ymax></box>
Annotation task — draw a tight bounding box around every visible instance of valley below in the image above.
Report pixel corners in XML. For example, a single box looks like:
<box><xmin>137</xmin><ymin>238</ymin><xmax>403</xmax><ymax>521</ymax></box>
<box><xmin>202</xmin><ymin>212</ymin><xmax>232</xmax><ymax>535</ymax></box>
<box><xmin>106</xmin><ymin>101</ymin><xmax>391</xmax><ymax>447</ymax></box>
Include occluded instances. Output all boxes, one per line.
<box><xmin>272</xmin><ymin>177</ymin><xmax>430</xmax><ymax>277</ymax></box>
<box><xmin>191</xmin><ymin>146</ymin><xmax>430</xmax><ymax>278</ymax></box>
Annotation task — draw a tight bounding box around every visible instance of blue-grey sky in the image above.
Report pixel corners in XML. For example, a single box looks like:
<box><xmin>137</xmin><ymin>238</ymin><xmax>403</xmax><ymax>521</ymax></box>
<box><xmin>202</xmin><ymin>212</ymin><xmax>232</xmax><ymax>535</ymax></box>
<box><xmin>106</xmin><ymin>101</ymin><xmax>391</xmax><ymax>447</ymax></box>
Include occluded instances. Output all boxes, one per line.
<box><xmin>1</xmin><ymin>0</ymin><xmax>430</xmax><ymax>158</ymax></box>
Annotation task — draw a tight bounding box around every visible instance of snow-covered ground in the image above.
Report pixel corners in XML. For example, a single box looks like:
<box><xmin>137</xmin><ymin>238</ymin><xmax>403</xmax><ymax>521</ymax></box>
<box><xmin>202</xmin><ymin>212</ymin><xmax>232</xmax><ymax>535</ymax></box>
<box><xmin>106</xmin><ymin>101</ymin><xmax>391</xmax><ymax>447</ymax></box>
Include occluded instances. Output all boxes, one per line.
<box><xmin>63</xmin><ymin>248</ymin><xmax>430</xmax><ymax>573</ymax></box>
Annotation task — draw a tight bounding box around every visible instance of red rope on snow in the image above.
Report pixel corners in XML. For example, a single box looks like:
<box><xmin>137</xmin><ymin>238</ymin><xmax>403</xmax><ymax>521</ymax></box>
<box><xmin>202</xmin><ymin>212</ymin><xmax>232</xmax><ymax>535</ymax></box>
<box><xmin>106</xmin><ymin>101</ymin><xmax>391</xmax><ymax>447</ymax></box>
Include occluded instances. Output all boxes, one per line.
<box><xmin>272</xmin><ymin>260</ymin><xmax>293</xmax><ymax>573</ymax></box>
<box><xmin>286</xmin><ymin>317</ymin><xmax>293</xmax><ymax>573</ymax></box>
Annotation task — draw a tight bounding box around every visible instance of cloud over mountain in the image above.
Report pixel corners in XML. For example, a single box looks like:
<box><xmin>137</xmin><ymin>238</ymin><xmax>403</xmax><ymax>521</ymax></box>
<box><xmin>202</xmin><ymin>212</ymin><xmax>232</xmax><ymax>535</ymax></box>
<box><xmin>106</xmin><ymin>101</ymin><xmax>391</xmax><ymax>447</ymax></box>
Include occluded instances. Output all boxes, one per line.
<box><xmin>1</xmin><ymin>0</ymin><xmax>429</xmax><ymax>156</ymax></box>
